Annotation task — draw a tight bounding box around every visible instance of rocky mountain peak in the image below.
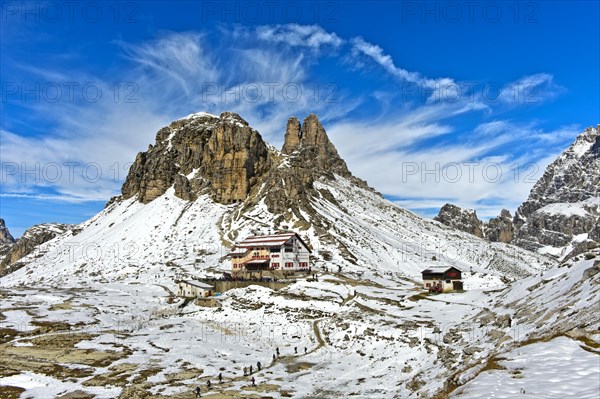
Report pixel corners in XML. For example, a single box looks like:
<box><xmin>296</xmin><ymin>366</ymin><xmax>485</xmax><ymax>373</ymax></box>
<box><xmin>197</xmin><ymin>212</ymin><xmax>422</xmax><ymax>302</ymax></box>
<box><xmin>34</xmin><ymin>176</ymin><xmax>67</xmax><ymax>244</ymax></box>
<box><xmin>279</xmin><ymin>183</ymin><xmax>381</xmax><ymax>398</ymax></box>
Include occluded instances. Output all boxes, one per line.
<box><xmin>485</xmin><ymin>209</ymin><xmax>514</xmax><ymax>243</ymax></box>
<box><xmin>121</xmin><ymin>111</ymin><xmax>272</xmax><ymax>204</ymax></box>
<box><xmin>1</xmin><ymin>223</ymin><xmax>73</xmax><ymax>276</ymax></box>
<box><xmin>0</xmin><ymin>218</ymin><xmax>16</xmax><ymax>244</ymax></box>
<box><xmin>281</xmin><ymin>113</ymin><xmax>351</xmax><ymax>178</ymax></box>
<box><xmin>512</xmin><ymin>124</ymin><xmax>599</xmax><ymax>255</ymax></box>
<box><xmin>436</xmin><ymin>125</ymin><xmax>599</xmax><ymax>257</ymax></box>
<box><xmin>434</xmin><ymin>204</ymin><xmax>484</xmax><ymax>238</ymax></box>
<box><xmin>282</xmin><ymin>116</ymin><xmax>301</xmax><ymax>154</ymax></box>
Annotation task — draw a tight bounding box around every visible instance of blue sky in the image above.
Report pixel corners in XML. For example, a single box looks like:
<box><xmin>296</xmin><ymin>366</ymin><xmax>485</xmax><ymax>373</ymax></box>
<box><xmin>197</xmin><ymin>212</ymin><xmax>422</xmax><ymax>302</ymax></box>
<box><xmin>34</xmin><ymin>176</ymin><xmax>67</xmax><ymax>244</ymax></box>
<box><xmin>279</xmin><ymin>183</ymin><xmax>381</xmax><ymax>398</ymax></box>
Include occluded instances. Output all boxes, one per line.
<box><xmin>1</xmin><ymin>0</ymin><xmax>599</xmax><ymax>237</ymax></box>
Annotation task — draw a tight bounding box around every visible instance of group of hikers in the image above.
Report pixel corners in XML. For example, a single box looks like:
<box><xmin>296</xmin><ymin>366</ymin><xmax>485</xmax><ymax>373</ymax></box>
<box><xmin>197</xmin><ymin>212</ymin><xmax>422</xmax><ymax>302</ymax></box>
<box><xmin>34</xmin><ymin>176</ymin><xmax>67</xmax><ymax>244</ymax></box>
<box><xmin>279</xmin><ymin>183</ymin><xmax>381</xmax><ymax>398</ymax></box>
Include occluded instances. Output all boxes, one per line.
<box><xmin>194</xmin><ymin>372</ymin><xmax>223</xmax><ymax>397</ymax></box>
<box><xmin>193</xmin><ymin>346</ymin><xmax>309</xmax><ymax>397</ymax></box>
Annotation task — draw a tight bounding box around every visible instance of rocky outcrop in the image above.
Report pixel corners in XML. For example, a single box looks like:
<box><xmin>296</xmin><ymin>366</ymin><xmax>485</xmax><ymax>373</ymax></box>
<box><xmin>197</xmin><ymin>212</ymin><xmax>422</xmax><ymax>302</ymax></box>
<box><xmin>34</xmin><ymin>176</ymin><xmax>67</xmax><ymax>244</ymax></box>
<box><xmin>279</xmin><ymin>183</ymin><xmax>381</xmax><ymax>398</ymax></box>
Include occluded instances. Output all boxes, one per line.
<box><xmin>281</xmin><ymin>114</ymin><xmax>352</xmax><ymax>178</ymax></box>
<box><xmin>121</xmin><ymin>112</ymin><xmax>272</xmax><ymax>204</ymax></box>
<box><xmin>281</xmin><ymin>117</ymin><xmax>301</xmax><ymax>154</ymax></box>
<box><xmin>0</xmin><ymin>223</ymin><xmax>72</xmax><ymax>275</ymax></box>
<box><xmin>515</xmin><ymin>125</ymin><xmax>600</xmax><ymax>223</ymax></box>
<box><xmin>0</xmin><ymin>218</ymin><xmax>15</xmax><ymax>244</ymax></box>
<box><xmin>262</xmin><ymin>114</ymin><xmax>376</xmax><ymax>224</ymax></box>
<box><xmin>435</xmin><ymin>125</ymin><xmax>599</xmax><ymax>256</ymax></box>
<box><xmin>434</xmin><ymin>204</ymin><xmax>484</xmax><ymax>238</ymax></box>
<box><xmin>513</xmin><ymin>125</ymin><xmax>600</xmax><ymax>254</ymax></box>
<box><xmin>485</xmin><ymin>209</ymin><xmax>514</xmax><ymax>243</ymax></box>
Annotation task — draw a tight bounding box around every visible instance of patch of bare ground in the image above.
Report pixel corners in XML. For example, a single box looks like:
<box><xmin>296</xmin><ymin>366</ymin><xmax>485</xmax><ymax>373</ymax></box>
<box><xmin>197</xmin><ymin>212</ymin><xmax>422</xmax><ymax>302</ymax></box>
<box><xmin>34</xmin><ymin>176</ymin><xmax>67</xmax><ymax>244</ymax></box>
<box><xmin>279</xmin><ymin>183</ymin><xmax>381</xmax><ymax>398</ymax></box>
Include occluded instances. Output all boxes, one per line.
<box><xmin>0</xmin><ymin>329</ymin><xmax>131</xmax><ymax>381</ymax></box>
<box><xmin>0</xmin><ymin>386</ymin><xmax>26</xmax><ymax>399</ymax></box>
<box><xmin>284</xmin><ymin>361</ymin><xmax>316</xmax><ymax>373</ymax></box>
<box><xmin>56</xmin><ymin>390</ymin><xmax>96</xmax><ymax>399</ymax></box>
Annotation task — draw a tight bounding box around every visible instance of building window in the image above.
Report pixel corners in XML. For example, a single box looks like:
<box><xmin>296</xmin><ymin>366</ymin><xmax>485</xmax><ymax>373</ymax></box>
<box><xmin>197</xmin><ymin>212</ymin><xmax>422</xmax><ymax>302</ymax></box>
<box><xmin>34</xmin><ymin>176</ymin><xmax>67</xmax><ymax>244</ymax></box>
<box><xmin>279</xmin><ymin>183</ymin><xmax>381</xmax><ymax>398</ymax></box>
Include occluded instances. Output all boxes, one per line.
<box><xmin>426</xmin><ymin>283</ymin><xmax>431</xmax><ymax>287</ymax></box>
<box><xmin>448</xmin><ymin>271</ymin><xmax>457</xmax><ymax>278</ymax></box>
<box><xmin>272</xmin><ymin>263</ymin><xmax>279</xmax><ymax>268</ymax></box>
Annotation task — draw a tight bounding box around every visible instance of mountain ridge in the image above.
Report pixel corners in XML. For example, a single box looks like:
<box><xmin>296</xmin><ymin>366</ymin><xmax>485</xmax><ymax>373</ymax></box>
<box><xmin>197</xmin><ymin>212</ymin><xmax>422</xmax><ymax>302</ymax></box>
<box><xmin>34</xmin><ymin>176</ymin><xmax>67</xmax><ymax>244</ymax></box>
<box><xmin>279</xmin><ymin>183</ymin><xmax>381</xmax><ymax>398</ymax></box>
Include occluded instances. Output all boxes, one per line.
<box><xmin>435</xmin><ymin>124</ymin><xmax>600</xmax><ymax>259</ymax></box>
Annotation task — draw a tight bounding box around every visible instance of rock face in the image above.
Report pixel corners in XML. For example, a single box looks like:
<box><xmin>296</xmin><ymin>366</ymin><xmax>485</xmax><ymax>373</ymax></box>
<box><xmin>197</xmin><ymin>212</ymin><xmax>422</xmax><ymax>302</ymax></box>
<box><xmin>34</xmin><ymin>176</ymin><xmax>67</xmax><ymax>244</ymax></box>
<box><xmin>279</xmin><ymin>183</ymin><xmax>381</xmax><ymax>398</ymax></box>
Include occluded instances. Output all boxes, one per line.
<box><xmin>119</xmin><ymin>112</ymin><xmax>376</xmax><ymax>238</ymax></box>
<box><xmin>0</xmin><ymin>223</ymin><xmax>72</xmax><ymax>275</ymax></box>
<box><xmin>513</xmin><ymin>125</ymin><xmax>600</xmax><ymax>255</ymax></box>
<box><xmin>434</xmin><ymin>204</ymin><xmax>484</xmax><ymax>238</ymax></box>
<box><xmin>121</xmin><ymin>112</ymin><xmax>272</xmax><ymax>204</ymax></box>
<box><xmin>281</xmin><ymin>114</ymin><xmax>352</xmax><ymax>178</ymax></box>
<box><xmin>435</xmin><ymin>125</ymin><xmax>599</xmax><ymax>257</ymax></box>
<box><xmin>262</xmin><ymin>114</ymin><xmax>374</xmax><ymax>225</ymax></box>
<box><xmin>0</xmin><ymin>218</ymin><xmax>15</xmax><ymax>244</ymax></box>
<box><xmin>485</xmin><ymin>209</ymin><xmax>514</xmax><ymax>243</ymax></box>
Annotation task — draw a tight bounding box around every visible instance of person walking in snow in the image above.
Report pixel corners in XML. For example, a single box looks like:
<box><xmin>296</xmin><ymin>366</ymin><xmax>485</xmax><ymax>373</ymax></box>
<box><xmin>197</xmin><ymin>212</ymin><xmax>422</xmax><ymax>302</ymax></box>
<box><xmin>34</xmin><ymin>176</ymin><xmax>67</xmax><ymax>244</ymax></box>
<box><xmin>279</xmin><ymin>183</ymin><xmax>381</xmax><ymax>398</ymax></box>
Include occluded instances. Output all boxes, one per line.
<box><xmin>194</xmin><ymin>386</ymin><xmax>201</xmax><ymax>397</ymax></box>
<box><xmin>294</xmin><ymin>346</ymin><xmax>298</xmax><ymax>354</ymax></box>
<box><xmin>251</xmin><ymin>376</ymin><xmax>256</xmax><ymax>386</ymax></box>
<box><xmin>273</xmin><ymin>353</ymin><xmax>276</xmax><ymax>361</ymax></box>
<box><xmin>257</xmin><ymin>361</ymin><xmax>261</xmax><ymax>371</ymax></box>
<box><xmin>304</xmin><ymin>347</ymin><xmax>307</xmax><ymax>354</ymax></box>
<box><xmin>218</xmin><ymin>372</ymin><xmax>222</xmax><ymax>383</ymax></box>
<box><xmin>206</xmin><ymin>380</ymin><xmax>211</xmax><ymax>389</ymax></box>
<box><xmin>243</xmin><ymin>366</ymin><xmax>247</xmax><ymax>376</ymax></box>
<box><xmin>249</xmin><ymin>365</ymin><xmax>253</xmax><ymax>374</ymax></box>
<box><xmin>276</xmin><ymin>347</ymin><xmax>280</xmax><ymax>356</ymax></box>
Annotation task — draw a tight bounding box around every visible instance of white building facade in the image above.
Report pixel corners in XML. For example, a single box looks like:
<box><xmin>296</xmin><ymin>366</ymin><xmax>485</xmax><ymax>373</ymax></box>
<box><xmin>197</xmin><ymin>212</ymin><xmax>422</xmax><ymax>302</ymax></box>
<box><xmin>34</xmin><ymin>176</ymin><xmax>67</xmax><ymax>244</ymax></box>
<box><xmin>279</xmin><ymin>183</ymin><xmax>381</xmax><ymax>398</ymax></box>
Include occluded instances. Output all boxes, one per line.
<box><xmin>176</xmin><ymin>280</ymin><xmax>214</xmax><ymax>297</ymax></box>
<box><xmin>229</xmin><ymin>232</ymin><xmax>311</xmax><ymax>274</ymax></box>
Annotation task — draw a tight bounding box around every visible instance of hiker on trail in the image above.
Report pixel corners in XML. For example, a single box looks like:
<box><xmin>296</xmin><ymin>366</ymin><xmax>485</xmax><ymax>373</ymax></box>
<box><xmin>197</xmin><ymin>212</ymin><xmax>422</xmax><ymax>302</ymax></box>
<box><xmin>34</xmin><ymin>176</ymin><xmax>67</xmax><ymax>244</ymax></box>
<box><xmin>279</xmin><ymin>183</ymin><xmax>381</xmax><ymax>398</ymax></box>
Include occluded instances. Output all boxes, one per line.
<box><xmin>194</xmin><ymin>386</ymin><xmax>201</xmax><ymax>397</ymax></box>
<box><xmin>249</xmin><ymin>365</ymin><xmax>253</xmax><ymax>374</ymax></box>
<box><xmin>304</xmin><ymin>347</ymin><xmax>307</xmax><ymax>354</ymax></box>
<box><xmin>294</xmin><ymin>346</ymin><xmax>298</xmax><ymax>354</ymax></box>
<box><xmin>218</xmin><ymin>372</ymin><xmax>222</xmax><ymax>383</ymax></box>
<box><xmin>276</xmin><ymin>347</ymin><xmax>280</xmax><ymax>356</ymax></box>
<box><xmin>243</xmin><ymin>366</ymin><xmax>247</xmax><ymax>376</ymax></box>
<box><xmin>257</xmin><ymin>361</ymin><xmax>261</xmax><ymax>371</ymax></box>
<box><xmin>206</xmin><ymin>380</ymin><xmax>211</xmax><ymax>389</ymax></box>
<box><xmin>251</xmin><ymin>376</ymin><xmax>256</xmax><ymax>386</ymax></box>
<box><xmin>273</xmin><ymin>353</ymin><xmax>276</xmax><ymax>361</ymax></box>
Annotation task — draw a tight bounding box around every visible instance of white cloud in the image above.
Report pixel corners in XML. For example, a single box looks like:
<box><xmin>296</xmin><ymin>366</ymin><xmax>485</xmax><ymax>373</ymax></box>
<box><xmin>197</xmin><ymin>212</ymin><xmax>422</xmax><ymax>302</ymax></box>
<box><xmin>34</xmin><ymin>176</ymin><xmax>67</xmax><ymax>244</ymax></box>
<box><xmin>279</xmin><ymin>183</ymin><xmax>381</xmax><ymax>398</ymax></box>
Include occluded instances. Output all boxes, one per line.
<box><xmin>498</xmin><ymin>73</ymin><xmax>565</xmax><ymax>105</ymax></box>
<box><xmin>350</xmin><ymin>37</ymin><xmax>458</xmax><ymax>103</ymax></box>
<box><xmin>256</xmin><ymin>24</ymin><xmax>344</xmax><ymax>50</ymax></box>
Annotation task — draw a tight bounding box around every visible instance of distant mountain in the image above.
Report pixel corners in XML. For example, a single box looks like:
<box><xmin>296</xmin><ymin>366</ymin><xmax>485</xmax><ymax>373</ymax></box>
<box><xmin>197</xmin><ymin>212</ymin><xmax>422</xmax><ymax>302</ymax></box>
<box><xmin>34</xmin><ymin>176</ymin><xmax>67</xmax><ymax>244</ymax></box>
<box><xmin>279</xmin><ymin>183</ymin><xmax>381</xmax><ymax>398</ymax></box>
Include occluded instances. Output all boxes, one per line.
<box><xmin>435</xmin><ymin>124</ymin><xmax>599</xmax><ymax>260</ymax></box>
<box><xmin>0</xmin><ymin>223</ymin><xmax>74</xmax><ymax>276</ymax></box>
<box><xmin>434</xmin><ymin>204</ymin><xmax>484</xmax><ymax>238</ymax></box>
<box><xmin>0</xmin><ymin>218</ymin><xmax>15</xmax><ymax>244</ymax></box>
<box><xmin>513</xmin><ymin>125</ymin><xmax>600</xmax><ymax>258</ymax></box>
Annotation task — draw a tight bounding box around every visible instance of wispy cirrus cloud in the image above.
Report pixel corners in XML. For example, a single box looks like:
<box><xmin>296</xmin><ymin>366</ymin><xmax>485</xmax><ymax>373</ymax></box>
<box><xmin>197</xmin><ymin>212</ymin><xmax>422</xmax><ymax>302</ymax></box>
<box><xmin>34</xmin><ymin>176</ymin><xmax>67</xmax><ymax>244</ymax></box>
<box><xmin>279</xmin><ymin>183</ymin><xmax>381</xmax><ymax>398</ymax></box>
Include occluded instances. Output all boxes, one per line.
<box><xmin>498</xmin><ymin>73</ymin><xmax>565</xmax><ymax>105</ymax></box>
<box><xmin>350</xmin><ymin>36</ymin><xmax>459</xmax><ymax>101</ymax></box>
<box><xmin>256</xmin><ymin>24</ymin><xmax>344</xmax><ymax>50</ymax></box>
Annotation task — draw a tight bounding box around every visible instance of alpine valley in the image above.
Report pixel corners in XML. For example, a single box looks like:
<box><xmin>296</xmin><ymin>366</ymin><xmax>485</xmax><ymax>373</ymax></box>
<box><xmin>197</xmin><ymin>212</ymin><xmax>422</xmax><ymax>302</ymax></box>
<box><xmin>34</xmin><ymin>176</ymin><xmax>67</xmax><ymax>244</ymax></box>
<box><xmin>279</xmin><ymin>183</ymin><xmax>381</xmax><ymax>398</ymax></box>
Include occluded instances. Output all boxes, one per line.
<box><xmin>1</xmin><ymin>113</ymin><xmax>598</xmax><ymax>399</ymax></box>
